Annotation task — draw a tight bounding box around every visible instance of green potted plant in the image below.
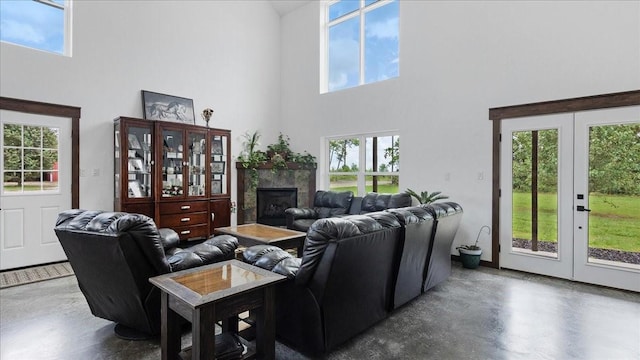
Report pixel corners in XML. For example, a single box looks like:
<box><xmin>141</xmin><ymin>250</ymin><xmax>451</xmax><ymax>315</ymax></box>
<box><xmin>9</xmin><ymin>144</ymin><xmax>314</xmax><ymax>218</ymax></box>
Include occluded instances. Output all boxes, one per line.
<box><xmin>237</xmin><ymin>131</ymin><xmax>267</xmax><ymax>189</ymax></box>
<box><xmin>405</xmin><ymin>188</ymin><xmax>449</xmax><ymax>204</ymax></box>
<box><xmin>457</xmin><ymin>225</ymin><xmax>490</xmax><ymax>269</ymax></box>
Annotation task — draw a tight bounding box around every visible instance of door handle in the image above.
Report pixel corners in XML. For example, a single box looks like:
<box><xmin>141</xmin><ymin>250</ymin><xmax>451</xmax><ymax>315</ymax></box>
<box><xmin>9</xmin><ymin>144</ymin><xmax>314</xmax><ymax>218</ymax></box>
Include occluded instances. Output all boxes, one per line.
<box><xmin>576</xmin><ymin>205</ymin><xmax>591</xmax><ymax>212</ymax></box>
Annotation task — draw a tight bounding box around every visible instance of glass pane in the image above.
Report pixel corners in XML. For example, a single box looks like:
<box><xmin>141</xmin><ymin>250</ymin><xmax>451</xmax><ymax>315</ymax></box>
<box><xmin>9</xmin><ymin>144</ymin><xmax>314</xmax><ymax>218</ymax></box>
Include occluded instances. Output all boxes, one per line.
<box><xmin>329</xmin><ymin>138</ymin><xmax>360</xmax><ymax>172</ymax></box>
<box><xmin>364</xmin><ymin>0</ymin><xmax>399</xmax><ymax>84</ymax></box>
<box><xmin>211</xmin><ymin>134</ymin><xmax>227</xmax><ymax>195</ymax></box>
<box><xmin>587</xmin><ymin>123</ymin><xmax>640</xmax><ymax>267</ymax></box>
<box><xmin>329</xmin><ymin>174</ymin><xmax>358</xmax><ymax>195</ymax></box>
<box><xmin>511</xmin><ymin>129</ymin><xmax>559</xmax><ymax>258</ymax></box>
<box><xmin>24</xmin><ymin>149</ymin><xmax>42</xmax><ymax>170</ymax></box>
<box><xmin>3</xmin><ymin>124</ymin><xmax>22</xmax><ymax>146</ymax></box>
<box><xmin>42</xmin><ymin>150</ymin><xmax>58</xmax><ymax>171</ymax></box>
<box><xmin>24</xmin><ymin>171</ymin><xmax>42</xmax><ymax>191</ymax></box>
<box><xmin>42</xmin><ymin>127</ymin><xmax>59</xmax><ymax>148</ymax></box>
<box><xmin>365</xmin><ymin>175</ymin><xmax>399</xmax><ymax>193</ymax></box>
<box><xmin>162</xmin><ymin>130</ymin><xmax>183</xmax><ymax>197</ymax></box>
<box><xmin>3</xmin><ymin>171</ymin><xmax>21</xmax><ymax>192</ymax></box>
<box><xmin>365</xmin><ymin>135</ymin><xmax>399</xmax><ymax>172</ymax></box>
<box><xmin>3</xmin><ymin>148</ymin><xmax>22</xmax><ymax>170</ymax></box>
<box><xmin>0</xmin><ymin>0</ymin><xmax>65</xmax><ymax>54</ymax></box>
<box><xmin>328</xmin><ymin>16</ymin><xmax>360</xmax><ymax>92</ymax></box>
<box><xmin>23</xmin><ymin>126</ymin><xmax>41</xmax><ymax>148</ymax></box>
<box><xmin>43</xmin><ymin>171</ymin><xmax>59</xmax><ymax>191</ymax></box>
<box><xmin>329</xmin><ymin>0</ymin><xmax>360</xmax><ymax>21</ymax></box>
<box><xmin>188</xmin><ymin>132</ymin><xmax>206</xmax><ymax>196</ymax></box>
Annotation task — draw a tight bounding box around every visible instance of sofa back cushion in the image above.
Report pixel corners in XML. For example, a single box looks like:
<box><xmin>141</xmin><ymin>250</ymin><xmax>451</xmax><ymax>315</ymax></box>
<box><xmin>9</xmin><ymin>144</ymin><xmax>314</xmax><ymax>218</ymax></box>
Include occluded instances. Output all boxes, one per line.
<box><xmin>313</xmin><ymin>190</ymin><xmax>354</xmax><ymax>218</ymax></box>
<box><xmin>55</xmin><ymin>209</ymin><xmax>170</xmax><ymax>274</ymax></box>
<box><xmin>358</xmin><ymin>192</ymin><xmax>412</xmax><ymax>214</ymax></box>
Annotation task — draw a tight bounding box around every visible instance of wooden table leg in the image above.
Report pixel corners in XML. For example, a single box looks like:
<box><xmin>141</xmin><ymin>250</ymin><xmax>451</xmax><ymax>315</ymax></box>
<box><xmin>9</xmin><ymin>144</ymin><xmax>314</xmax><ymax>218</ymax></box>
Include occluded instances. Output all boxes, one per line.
<box><xmin>192</xmin><ymin>304</ymin><xmax>216</xmax><ymax>360</ymax></box>
<box><xmin>161</xmin><ymin>292</ymin><xmax>180</xmax><ymax>360</ymax></box>
<box><xmin>255</xmin><ymin>286</ymin><xmax>276</xmax><ymax>360</ymax></box>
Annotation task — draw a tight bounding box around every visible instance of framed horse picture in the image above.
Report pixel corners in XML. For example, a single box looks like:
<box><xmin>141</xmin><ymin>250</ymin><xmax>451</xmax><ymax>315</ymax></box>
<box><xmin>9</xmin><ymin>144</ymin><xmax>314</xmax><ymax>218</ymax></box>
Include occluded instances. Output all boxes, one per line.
<box><xmin>142</xmin><ymin>90</ymin><xmax>195</xmax><ymax>124</ymax></box>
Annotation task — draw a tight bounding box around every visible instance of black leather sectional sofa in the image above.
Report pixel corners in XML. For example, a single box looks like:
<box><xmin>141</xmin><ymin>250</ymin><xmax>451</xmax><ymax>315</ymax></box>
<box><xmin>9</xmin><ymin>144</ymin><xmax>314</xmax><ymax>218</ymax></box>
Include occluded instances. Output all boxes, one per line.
<box><xmin>244</xmin><ymin>202</ymin><xmax>463</xmax><ymax>355</ymax></box>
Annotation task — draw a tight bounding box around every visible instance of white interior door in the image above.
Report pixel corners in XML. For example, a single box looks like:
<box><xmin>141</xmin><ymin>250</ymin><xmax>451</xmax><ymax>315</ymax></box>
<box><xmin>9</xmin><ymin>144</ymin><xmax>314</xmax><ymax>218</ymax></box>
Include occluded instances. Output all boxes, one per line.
<box><xmin>1</xmin><ymin>111</ymin><xmax>71</xmax><ymax>270</ymax></box>
<box><xmin>500</xmin><ymin>113</ymin><xmax>574</xmax><ymax>279</ymax></box>
<box><xmin>573</xmin><ymin>106</ymin><xmax>640</xmax><ymax>292</ymax></box>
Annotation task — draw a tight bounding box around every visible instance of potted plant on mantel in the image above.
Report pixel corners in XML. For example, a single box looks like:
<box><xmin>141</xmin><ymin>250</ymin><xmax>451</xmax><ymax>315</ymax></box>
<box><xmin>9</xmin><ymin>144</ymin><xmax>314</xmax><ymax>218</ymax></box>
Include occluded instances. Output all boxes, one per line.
<box><xmin>457</xmin><ymin>225</ymin><xmax>491</xmax><ymax>269</ymax></box>
<box><xmin>237</xmin><ymin>131</ymin><xmax>317</xmax><ymax>190</ymax></box>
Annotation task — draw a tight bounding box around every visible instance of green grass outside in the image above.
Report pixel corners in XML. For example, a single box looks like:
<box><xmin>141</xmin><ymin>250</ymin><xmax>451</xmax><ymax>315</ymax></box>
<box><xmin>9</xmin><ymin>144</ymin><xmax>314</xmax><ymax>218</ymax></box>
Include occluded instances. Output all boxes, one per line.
<box><xmin>329</xmin><ymin>184</ymin><xmax>399</xmax><ymax>195</ymax></box>
<box><xmin>513</xmin><ymin>192</ymin><xmax>640</xmax><ymax>252</ymax></box>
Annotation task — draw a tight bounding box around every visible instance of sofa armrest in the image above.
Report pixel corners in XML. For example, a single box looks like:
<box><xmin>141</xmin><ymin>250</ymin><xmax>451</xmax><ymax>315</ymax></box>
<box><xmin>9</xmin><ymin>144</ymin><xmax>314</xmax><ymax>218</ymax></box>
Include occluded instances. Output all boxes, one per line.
<box><xmin>243</xmin><ymin>245</ymin><xmax>301</xmax><ymax>279</ymax></box>
<box><xmin>158</xmin><ymin>228</ymin><xmax>180</xmax><ymax>250</ymax></box>
<box><xmin>285</xmin><ymin>207</ymin><xmax>318</xmax><ymax>229</ymax></box>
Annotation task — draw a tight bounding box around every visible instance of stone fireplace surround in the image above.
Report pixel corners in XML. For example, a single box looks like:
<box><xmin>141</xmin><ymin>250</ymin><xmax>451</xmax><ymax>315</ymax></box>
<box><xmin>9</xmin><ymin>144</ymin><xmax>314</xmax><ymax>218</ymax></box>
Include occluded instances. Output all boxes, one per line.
<box><xmin>236</xmin><ymin>162</ymin><xmax>316</xmax><ymax>225</ymax></box>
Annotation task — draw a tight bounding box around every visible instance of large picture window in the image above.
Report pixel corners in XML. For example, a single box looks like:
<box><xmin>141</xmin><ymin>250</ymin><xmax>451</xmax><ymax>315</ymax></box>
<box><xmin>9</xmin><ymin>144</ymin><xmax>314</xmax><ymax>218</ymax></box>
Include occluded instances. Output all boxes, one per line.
<box><xmin>322</xmin><ymin>0</ymin><xmax>399</xmax><ymax>93</ymax></box>
<box><xmin>327</xmin><ymin>132</ymin><xmax>399</xmax><ymax>195</ymax></box>
<box><xmin>0</xmin><ymin>0</ymin><xmax>71</xmax><ymax>56</ymax></box>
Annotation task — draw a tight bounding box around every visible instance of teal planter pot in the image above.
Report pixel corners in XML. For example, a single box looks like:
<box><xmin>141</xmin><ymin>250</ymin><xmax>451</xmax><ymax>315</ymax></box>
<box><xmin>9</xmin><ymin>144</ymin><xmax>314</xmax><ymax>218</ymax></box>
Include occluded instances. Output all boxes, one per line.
<box><xmin>458</xmin><ymin>247</ymin><xmax>482</xmax><ymax>269</ymax></box>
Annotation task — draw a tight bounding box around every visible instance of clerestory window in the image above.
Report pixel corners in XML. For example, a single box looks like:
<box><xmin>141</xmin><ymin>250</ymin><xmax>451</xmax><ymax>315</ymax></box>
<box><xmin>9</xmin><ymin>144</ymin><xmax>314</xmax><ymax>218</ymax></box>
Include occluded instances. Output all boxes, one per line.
<box><xmin>321</xmin><ymin>0</ymin><xmax>399</xmax><ymax>93</ymax></box>
<box><xmin>0</xmin><ymin>0</ymin><xmax>72</xmax><ymax>56</ymax></box>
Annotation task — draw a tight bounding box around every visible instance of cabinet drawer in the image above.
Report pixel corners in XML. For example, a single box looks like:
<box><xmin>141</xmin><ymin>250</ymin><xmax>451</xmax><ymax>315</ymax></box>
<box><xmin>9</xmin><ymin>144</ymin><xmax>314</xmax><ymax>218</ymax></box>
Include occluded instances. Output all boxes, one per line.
<box><xmin>161</xmin><ymin>212</ymin><xmax>208</xmax><ymax>228</ymax></box>
<box><xmin>160</xmin><ymin>201</ymin><xmax>208</xmax><ymax>215</ymax></box>
<box><xmin>173</xmin><ymin>224</ymin><xmax>209</xmax><ymax>241</ymax></box>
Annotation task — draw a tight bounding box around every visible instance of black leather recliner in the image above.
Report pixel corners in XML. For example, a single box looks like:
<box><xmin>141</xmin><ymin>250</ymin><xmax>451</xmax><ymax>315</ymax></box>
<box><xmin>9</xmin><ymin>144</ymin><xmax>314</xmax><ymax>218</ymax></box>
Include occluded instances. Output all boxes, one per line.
<box><xmin>53</xmin><ymin>209</ymin><xmax>238</xmax><ymax>339</ymax></box>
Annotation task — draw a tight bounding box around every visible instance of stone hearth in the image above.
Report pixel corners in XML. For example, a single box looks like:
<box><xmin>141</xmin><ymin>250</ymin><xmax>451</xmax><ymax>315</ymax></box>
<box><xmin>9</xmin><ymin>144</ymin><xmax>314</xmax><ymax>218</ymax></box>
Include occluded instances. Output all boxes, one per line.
<box><xmin>236</xmin><ymin>162</ymin><xmax>316</xmax><ymax>225</ymax></box>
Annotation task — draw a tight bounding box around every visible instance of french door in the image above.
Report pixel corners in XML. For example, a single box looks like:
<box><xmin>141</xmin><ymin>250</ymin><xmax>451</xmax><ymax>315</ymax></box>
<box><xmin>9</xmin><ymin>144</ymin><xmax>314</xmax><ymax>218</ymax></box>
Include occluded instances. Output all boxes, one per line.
<box><xmin>500</xmin><ymin>106</ymin><xmax>639</xmax><ymax>292</ymax></box>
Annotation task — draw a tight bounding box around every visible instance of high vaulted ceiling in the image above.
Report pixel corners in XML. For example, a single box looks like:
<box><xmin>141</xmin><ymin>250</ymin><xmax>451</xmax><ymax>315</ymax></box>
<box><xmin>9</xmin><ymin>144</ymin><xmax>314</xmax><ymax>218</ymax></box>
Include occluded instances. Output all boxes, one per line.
<box><xmin>269</xmin><ymin>0</ymin><xmax>312</xmax><ymax>16</ymax></box>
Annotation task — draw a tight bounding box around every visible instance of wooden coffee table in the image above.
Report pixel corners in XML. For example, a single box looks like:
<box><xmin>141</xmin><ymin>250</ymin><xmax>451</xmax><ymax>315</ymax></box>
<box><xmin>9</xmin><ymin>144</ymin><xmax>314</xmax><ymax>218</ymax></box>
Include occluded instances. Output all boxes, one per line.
<box><xmin>149</xmin><ymin>260</ymin><xmax>286</xmax><ymax>360</ymax></box>
<box><xmin>216</xmin><ymin>223</ymin><xmax>307</xmax><ymax>256</ymax></box>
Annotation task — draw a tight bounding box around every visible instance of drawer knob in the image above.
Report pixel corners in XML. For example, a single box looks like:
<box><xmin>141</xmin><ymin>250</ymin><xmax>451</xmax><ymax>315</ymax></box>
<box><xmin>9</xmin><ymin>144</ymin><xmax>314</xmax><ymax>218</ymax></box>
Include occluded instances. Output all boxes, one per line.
<box><xmin>181</xmin><ymin>217</ymin><xmax>191</xmax><ymax>222</ymax></box>
<box><xmin>180</xmin><ymin>230</ymin><xmax>191</xmax><ymax>235</ymax></box>
<box><xmin>181</xmin><ymin>205</ymin><xmax>191</xmax><ymax>210</ymax></box>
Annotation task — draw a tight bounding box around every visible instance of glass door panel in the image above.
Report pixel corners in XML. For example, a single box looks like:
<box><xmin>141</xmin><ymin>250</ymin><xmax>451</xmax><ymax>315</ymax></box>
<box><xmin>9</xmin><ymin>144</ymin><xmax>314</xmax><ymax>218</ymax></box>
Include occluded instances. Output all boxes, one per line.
<box><xmin>510</xmin><ymin>129</ymin><xmax>559</xmax><ymax>258</ymax></box>
<box><xmin>188</xmin><ymin>131</ymin><xmax>206</xmax><ymax>196</ymax></box>
<box><xmin>126</xmin><ymin>126</ymin><xmax>152</xmax><ymax>199</ymax></box>
<box><xmin>210</xmin><ymin>133</ymin><xmax>227</xmax><ymax>195</ymax></box>
<box><xmin>162</xmin><ymin>129</ymin><xmax>184</xmax><ymax>198</ymax></box>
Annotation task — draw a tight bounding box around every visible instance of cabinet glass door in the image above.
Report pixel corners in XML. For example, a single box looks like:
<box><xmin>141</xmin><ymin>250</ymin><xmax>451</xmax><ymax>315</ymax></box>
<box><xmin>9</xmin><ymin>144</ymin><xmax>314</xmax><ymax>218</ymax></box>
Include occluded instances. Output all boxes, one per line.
<box><xmin>187</xmin><ymin>131</ymin><xmax>206</xmax><ymax>196</ymax></box>
<box><xmin>126</xmin><ymin>126</ymin><xmax>153</xmax><ymax>199</ymax></box>
<box><xmin>210</xmin><ymin>133</ymin><xmax>228</xmax><ymax>195</ymax></box>
<box><xmin>161</xmin><ymin>129</ymin><xmax>184</xmax><ymax>198</ymax></box>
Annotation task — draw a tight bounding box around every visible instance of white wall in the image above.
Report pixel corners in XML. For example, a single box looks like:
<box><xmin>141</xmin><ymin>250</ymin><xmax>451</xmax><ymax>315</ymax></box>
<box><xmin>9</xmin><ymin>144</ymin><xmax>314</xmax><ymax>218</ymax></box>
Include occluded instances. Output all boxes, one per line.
<box><xmin>279</xmin><ymin>0</ymin><xmax>640</xmax><ymax>261</ymax></box>
<box><xmin>0</xmin><ymin>0</ymin><xmax>282</xmax><ymax>216</ymax></box>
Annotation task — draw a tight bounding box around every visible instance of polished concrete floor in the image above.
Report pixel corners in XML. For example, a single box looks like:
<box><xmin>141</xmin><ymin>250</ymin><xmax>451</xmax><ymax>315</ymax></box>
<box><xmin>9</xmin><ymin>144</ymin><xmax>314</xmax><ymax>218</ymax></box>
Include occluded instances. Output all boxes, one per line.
<box><xmin>1</xmin><ymin>263</ymin><xmax>638</xmax><ymax>360</ymax></box>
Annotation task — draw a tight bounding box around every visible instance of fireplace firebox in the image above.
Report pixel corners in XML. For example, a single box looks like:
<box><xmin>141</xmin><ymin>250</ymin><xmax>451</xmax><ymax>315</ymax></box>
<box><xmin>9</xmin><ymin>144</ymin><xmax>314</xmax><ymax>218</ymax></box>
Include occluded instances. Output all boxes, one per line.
<box><xmin>256</xmin><ymin>188</ymin><xmax>298</xmax><ymax>226</ymax></box>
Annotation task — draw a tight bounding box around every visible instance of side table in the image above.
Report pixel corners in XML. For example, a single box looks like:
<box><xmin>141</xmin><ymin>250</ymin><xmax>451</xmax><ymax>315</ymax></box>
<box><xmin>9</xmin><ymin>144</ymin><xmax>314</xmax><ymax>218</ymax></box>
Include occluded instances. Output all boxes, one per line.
<box><xmin>149</xmin><ymin>260</ymin><xmax>286</xmax><ymax>360</ymax></box>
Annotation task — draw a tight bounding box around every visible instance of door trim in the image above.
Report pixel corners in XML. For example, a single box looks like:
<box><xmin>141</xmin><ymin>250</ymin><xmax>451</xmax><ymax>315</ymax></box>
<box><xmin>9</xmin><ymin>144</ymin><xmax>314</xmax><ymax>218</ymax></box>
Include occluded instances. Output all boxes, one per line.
<box><xmin>0</xmin><ymin>97</ymin><xmax>80</xmax><ymax>208</ymax></box>
<box><xmin>488</xmin><ymin>90</ymin><xmax>640</xmax><ymax>269</ymax></box>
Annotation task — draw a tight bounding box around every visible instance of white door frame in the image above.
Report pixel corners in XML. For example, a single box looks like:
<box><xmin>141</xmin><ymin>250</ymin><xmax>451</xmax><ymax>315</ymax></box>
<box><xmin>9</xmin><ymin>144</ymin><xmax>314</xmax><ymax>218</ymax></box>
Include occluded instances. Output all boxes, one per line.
<box><xmin>0</xmin><ymin>97</ymin><xmax>80</xmax><ymax>270</ymax></box>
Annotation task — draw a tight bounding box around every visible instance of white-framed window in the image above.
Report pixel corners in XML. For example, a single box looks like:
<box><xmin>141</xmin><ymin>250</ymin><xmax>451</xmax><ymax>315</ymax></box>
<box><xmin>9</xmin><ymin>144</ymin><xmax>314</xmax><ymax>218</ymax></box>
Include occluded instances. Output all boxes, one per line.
<box><xmin>321</xmin><ymin>0</ymin><xmax>399</xmax><ymax>93</ymax></box>
<box><xmin>2</xmin><ymin>123</ymin><xmax>60</xmax><ymax>194</ymax></box>
<box><xmin>0</xmin><ymin>0</ymin><xmax>72</xmax><ymax>56</ymax></box>
<box><xmin>325</xmin><ymin>132</ymin><xmax>400</xmax><ymax>195</ymax></box>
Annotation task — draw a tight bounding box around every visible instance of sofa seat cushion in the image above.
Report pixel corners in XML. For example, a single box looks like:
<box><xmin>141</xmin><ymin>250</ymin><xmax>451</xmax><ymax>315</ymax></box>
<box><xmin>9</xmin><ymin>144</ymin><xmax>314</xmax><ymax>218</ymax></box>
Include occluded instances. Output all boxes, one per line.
<box><xmin>166</xmin><ymin>234</ymin><xmax>238</xmax><ymax>272</ymax></box>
